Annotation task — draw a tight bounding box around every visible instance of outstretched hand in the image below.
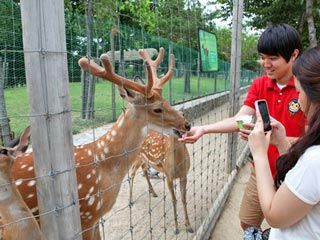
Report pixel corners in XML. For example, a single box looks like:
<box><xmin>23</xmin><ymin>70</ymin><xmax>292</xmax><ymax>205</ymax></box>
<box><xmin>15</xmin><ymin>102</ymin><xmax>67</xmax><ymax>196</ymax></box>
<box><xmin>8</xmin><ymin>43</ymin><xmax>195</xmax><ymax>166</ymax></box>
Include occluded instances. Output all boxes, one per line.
<box><xmin>178</xmin><ymin>126</ymin><xmax>204</xmax><ymax>144</ymax></box>
<box><xmin>239</xmin><ymin>122</ymin><xmax>255</xmax><ymax>141</ymax></box>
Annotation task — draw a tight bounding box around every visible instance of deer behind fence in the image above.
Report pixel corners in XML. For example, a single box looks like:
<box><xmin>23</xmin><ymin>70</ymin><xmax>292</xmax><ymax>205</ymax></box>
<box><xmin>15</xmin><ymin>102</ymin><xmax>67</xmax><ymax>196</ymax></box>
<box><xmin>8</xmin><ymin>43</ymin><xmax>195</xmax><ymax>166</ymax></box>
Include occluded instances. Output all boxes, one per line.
<box><xmin>10</xmin><ymin>47</ymin><xmax>190</xmax><ymax>240</ymax></box>
<box><xmin>0</xmin><ymin>127</ymin><xmax>42</xmax><ymax>240</ymax></box>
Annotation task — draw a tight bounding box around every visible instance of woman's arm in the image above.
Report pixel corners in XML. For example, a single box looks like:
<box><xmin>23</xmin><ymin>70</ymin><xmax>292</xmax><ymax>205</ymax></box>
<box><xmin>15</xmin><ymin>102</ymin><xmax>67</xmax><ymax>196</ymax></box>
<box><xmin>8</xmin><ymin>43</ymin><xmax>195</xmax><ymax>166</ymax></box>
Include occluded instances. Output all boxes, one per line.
<box><xmin>249</xmin><ymin>114</ymin><xmax>312</xmax><ymax>228</ymax></box>
<box><xmin>253</xmin><ymin>151</ymin><xmax>312</xmax><ymax>228</ymax></box>
<box><xmin>263</xmin><ymin>182</ymin><xmax>312</xmax><ymax>228</ymax></box>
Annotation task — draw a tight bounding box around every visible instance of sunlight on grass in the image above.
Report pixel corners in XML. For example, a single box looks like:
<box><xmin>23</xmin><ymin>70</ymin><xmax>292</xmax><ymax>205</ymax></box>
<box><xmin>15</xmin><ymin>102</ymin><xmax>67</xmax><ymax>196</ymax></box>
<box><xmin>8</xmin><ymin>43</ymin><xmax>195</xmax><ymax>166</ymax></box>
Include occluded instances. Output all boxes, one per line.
<box><xmin>4</xmin><ymin>75</ymin><xmax>234</xmax><ymax>136</ymax></box>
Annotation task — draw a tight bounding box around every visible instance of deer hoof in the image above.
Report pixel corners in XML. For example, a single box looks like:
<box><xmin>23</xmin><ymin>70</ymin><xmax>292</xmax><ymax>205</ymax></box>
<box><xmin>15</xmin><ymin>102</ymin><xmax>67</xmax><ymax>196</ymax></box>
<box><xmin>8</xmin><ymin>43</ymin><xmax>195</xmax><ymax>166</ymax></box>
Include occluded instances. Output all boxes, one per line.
<box><xmin>152</xmin><ymin>192</ymin><xmax>158</xmax><ymax>198</ymax></box>
<box><xmin>174</xmin><ymin>229</ymin><xmax>180</xmax><ymax>235</ymax></box>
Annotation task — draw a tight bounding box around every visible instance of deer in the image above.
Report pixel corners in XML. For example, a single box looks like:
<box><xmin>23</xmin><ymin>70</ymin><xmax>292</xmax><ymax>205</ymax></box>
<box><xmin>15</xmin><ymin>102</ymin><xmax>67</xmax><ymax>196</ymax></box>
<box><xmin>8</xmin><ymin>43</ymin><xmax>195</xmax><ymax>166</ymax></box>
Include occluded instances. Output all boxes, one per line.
<box><xmin>0</xmin><ymin>127</ymin><xmax>42</xmax><ymax>240</ymax></box>
<box><xmin>9</xmin><ymin>47</ymin><xmax>191</xmax><ymax>240</ymax></box>
<box><xmin>129</xmin><ymin>76</ymin><xmax>193</xmax><ymax>234</ymax></box>
<box><xmin>130</xmin><ymin>130</ymin><xmax>192</xmax><ymax>234</ymax></box>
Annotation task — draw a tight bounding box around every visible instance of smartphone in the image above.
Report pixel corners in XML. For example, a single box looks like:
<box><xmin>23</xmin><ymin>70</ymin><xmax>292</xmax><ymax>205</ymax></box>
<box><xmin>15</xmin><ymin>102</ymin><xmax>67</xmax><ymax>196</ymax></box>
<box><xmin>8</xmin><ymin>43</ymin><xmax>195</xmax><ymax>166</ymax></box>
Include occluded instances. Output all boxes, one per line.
<box><xmin>254</xmin><ymin>100</ymin><xmax>272</xmax><ymax>132</ymax></box>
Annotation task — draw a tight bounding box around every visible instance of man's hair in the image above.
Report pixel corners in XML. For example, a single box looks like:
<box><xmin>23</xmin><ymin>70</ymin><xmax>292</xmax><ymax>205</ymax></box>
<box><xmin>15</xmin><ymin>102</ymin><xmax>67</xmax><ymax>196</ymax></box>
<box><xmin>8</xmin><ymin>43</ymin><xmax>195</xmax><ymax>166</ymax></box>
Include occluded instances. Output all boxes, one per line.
<box><xmin>257</xmin><ymin>23</ymin><xmax>302</xmax><ymax>62</ymax></box>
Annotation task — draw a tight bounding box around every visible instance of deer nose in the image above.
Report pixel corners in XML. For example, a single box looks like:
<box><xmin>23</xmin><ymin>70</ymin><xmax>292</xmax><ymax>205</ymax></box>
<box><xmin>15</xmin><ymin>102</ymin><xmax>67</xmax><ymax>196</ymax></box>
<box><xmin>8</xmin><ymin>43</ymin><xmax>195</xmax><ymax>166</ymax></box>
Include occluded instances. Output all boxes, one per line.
<box><xmin>179</xmin><ymin>111</ymin><xmax>185</xmax><ymax>117</ymax></box>
<box><xmin>185</xmin><ymin>122</ymin><xmax>191</xmax><ymax>131</ymax></box>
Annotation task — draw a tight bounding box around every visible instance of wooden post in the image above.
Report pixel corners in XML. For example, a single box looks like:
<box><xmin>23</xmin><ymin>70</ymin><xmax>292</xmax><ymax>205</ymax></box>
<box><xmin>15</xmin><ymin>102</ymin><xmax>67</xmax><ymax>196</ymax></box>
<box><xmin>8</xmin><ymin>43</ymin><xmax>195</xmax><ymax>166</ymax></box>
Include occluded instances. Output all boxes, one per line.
<box><xmin>110</xmin><ymin>27</ymin><xmax>117</xmax><ymax>121</ymax></box>
<box><xmin>80</xmin><ymin>68</ymin><xmax>88</xmax><ymax>119</ymax></box>
<box><xmin>0</xmin><ymin>57</ymin><xmax>11</xmax><ymax>146</ymax></box>
<box><xmin>197</xmin><ymin>51</ymin><xmax>201</xmax><ymax>96</ymax></box>
<box><xmin>184</xmin><ymin>62</ymin><xmax>191</xmax><ymax>93</ymax></box>
<box><xmin>20</xmin><ymin>1</ymin><xmax>82</xmax><ymax>239</ymax></box>
<box><xmin>169</xmin><ymin>44</ymin><xmax>173</xmax><ymax>104</ymax></box>
<box><xmin>227</xmin><ymin>0</ymin><xmax>243</xmax><ymax>173</ymax></box>
<box><xmin>85</xmin><ymin>0</ymin><xmax>95</xmax><ymax>119</ymax></box>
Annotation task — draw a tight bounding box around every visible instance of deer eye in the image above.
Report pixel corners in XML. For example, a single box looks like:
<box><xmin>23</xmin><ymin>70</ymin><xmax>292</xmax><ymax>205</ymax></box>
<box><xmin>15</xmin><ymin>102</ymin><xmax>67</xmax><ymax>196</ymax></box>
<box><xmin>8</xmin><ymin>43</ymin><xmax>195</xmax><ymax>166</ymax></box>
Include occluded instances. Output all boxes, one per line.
<box><xmin>153</xmin><ymin>108</ymin><xmax>163</xmax><ymax>114</ymax></box>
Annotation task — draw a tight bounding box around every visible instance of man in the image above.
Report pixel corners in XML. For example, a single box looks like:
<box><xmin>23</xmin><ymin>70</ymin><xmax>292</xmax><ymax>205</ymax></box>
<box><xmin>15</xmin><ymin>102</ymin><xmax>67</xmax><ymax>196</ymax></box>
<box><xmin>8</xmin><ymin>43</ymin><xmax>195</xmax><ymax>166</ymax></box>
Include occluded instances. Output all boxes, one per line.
<box><xmin>179</xmin><ymin>24</ymin><xmax>306</xmax><ymax>231</ymax></box>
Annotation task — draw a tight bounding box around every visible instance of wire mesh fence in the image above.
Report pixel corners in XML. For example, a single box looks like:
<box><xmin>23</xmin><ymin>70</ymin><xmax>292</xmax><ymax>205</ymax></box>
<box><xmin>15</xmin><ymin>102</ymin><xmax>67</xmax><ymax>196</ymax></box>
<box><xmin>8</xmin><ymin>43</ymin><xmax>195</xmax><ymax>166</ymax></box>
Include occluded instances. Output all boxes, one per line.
<box><xmin>55</xmin><ymin>91</ymin><xmax>249</xmax><ymax>240</ymax></box>
<box><xmin>0</xmin><ymin>0</ymin><xmax>256</xmax><ymax>239</ymax></box>
<box><xmin>0</xmin><ymin>0</ymin><xmax>259</xmax><ymax>138</ymax></box>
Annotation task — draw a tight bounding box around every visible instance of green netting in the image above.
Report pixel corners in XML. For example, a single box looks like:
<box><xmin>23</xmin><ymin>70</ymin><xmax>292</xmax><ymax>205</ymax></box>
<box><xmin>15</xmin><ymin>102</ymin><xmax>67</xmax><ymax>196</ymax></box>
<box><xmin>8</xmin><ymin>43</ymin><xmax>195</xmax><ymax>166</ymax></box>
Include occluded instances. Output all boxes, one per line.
<box><xmin>0</xmin><ymin>0</ymin><xmax>260</xmax><ymax>136</ymax></box>
<box><xmin>0</xmin><ymin>0</ymin><xmax>258</xmax><ymax>90</ymax></box>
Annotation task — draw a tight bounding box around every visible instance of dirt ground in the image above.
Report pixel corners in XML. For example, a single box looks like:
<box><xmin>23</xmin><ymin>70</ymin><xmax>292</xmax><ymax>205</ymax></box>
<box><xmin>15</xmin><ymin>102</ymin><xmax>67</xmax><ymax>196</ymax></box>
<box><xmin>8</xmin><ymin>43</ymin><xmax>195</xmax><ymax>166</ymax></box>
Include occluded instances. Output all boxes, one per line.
<box><xmin>73</xmin><ymin>102</ymin><xmax>232</xmax><ymax>239</ymax></box>
<box><xmin>97</xmin><ymin>103</ymin><xmax>231</xmax><ymax>240</ymax></box>
<box><xmin>210</xmin><ymin>162</ymin><xmax>269</xmax><ymax>240</ymax></box>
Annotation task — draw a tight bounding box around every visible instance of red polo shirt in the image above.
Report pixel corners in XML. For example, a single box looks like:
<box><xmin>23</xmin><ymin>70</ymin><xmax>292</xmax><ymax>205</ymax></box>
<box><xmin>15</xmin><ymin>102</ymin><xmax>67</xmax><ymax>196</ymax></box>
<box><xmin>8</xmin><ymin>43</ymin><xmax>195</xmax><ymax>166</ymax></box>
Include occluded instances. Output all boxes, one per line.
<box><xmin>244</xmin><ymin>75</ymin><xmax>306</xmax><ymax>176</ymax></box>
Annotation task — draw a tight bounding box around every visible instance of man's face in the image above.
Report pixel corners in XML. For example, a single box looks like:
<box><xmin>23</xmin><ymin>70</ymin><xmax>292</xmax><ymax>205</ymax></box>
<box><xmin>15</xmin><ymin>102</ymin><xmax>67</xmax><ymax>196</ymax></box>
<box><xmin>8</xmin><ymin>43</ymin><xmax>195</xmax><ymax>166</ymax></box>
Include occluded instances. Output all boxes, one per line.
<box><xmin>259</xmin><ymin>53</ymin><xmax>293</xmax><ymax>80</ymax></box>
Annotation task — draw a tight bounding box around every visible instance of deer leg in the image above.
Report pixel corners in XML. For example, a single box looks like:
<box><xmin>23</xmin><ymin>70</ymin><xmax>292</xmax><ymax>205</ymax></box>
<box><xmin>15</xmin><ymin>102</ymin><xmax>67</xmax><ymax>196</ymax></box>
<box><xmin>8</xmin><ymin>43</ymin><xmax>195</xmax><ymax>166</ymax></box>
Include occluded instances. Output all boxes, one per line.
<box><xmin>129</xmin><ymin>160</ymin><xmax>141</xmax><ymax>203</ymax></box>
<box><xmin>166</xmin><ymin>177</ymin><xmax>179</xmax><ymax>234</ymax></box>
<box><xmin>142</xmin><ymin>164</ymin><xmax>158</xmax><ymax>197</ymax></box>
<box><xmin>93</xmin><ymin>224</ymin><xmax>101</xmax><ymax>240</ymax></box>
<box><xmin>180</xmin><ymin>177</ymin><xmax>193</xmax><ymax>233</ymax></box>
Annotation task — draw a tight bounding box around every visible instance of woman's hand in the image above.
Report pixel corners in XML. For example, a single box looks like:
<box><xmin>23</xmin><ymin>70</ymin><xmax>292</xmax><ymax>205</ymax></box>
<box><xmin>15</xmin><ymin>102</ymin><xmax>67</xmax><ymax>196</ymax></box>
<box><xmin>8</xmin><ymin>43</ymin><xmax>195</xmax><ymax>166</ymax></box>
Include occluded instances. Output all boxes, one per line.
<box><xmin>269</xmin><ymin>117</ymin><xmax>286</xmax><ymax>146</ymax></box>
<box><xmin>248</xmin><ymin>114</ymin><xmax>270</xmax><ymax>160</ymax></box>
<box><xmin>269</xmin><ymin>117</ymin><xmax>289</xmax><ymax>154</ymax></box>
<box><xmin>179</xmin><ymin>126</ymin><xmax>204</xmax><ymax>144</ymax></box>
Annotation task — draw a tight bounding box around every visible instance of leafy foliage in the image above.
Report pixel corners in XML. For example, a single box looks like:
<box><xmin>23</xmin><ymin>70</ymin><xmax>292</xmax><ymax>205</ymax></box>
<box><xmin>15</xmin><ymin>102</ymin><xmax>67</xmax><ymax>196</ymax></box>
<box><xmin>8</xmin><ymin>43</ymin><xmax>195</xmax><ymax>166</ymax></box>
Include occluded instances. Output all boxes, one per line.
<box><xmin>213</xmin><ymin>0</ymin><xmax>319</xmax><ymax>49</ymax></box>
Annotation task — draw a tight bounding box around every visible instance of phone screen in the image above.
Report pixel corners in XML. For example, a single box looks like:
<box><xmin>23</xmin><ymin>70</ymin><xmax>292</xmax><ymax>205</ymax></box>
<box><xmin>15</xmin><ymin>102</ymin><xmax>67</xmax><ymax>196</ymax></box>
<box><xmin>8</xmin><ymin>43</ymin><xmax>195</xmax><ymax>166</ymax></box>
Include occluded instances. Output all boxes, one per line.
<box><xmin>258</xmin><ymin>101</ymin><xmax>272</xmax><ymax>132</ymax></box>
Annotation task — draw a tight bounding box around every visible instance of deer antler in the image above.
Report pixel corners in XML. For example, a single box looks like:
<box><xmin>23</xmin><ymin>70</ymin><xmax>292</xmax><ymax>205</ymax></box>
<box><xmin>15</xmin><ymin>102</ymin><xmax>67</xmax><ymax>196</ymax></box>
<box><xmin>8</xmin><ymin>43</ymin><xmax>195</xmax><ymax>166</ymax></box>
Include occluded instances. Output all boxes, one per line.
<box><xmin>139</xmin><ymin>47</ymin><xmax>175</xmax><ymax>93</ymax></box>
<box><xmin>78</xmin><ymin>54</ymin><xmax>154</xmax><ymax>97</ymax></box>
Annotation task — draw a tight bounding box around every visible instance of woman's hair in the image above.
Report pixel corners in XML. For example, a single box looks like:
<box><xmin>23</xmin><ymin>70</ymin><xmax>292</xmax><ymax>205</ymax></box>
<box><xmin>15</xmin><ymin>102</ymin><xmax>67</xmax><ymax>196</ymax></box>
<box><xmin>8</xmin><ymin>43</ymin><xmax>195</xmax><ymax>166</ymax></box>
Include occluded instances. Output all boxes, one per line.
<box><xmin>274</xmin><ymin>46</ymin><xmax>320</xmax><ymax>188</ymax></box>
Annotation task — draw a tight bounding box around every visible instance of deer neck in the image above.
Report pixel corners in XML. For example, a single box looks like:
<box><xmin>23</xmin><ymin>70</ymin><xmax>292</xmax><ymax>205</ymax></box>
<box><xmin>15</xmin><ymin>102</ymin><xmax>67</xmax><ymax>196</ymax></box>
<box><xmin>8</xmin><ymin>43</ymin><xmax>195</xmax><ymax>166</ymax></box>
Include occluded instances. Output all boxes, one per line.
<box><xmin>0</xmin><ymin>173</ymin><xmax>33</xmax><ymax>221</ymax></box>
<box><xmin>0</xmin><ymin>170</ymin><xmax>12</xmax><ymax>201</ymax></box>
<box><xmin>96</xmin><ymin>107</ymin><xmax>150</xmax><ymax>178</ymax></box>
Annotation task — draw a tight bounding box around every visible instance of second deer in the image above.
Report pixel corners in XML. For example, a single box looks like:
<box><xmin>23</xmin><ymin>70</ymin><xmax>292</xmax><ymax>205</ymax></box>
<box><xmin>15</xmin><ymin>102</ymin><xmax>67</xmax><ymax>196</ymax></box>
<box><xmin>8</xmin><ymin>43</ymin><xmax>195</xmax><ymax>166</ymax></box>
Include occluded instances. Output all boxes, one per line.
<box><xmin>130</xmin><ymin>129</ymin><xmax>193</xmax><ymax>234</ymax></box>
<box><xmin>0</xmin><ymin>128</ymin><xmax>42</xmax><ymax>240</ymax></box>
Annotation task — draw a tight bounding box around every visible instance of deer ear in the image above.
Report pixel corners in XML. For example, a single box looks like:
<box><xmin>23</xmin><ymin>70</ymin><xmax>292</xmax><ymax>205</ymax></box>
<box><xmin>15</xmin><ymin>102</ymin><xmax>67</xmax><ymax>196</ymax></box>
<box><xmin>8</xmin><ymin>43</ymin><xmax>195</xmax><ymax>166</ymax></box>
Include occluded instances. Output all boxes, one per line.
<box><xmin>117</xmin><ymin>86</ymin><xmax>137</xmax><ymax>101</ymax></box>
<box><xmin>14</xmin><ymin>126</ymin><xmax>31</xmax><ymax>154</ymax></box>
<box><xmin>3</xmin><ymin>126</ymin><xmax>30</xmax><ymax>158</ymax></box>
<box><xmin>133</xmin><ymin>75</ymin><xmax>145</xmax><ymax>84</ymax></box>
<box><xmin>8</xmin><ymin>148</ymin><xmax>21</xmax><ymax>159</ymax></box>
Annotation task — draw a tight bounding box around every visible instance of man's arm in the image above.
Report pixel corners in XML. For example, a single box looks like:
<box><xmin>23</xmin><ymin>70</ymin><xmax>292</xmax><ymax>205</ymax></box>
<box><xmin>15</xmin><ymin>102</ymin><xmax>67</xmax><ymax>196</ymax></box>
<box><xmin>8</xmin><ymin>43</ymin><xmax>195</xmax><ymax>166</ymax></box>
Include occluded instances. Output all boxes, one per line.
<box><xmin>179</xmin><ymin>105</ymin><xmax>255</xmax><ymax>143</ymax></box>
<box><xmin>203</xmin><ymin>105</ymin><xmax>255</xmax><ymax>134</ymax></box>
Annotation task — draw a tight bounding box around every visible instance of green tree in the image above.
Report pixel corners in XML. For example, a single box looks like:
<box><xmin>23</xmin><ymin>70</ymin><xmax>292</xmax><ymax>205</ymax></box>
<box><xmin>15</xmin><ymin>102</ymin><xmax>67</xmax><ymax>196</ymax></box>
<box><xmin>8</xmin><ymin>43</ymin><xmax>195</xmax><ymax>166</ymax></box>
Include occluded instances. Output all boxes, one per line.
<box><xmin>212</xmin><ymin>0</ymin><xmax>319</xmax><ymax>49</ymax></box>
<box><xmin>241</xmin><ymin>31</ymin><xmax>259</xmax><ymax>70</ymax></box>
<box><xmin>214</xmin><ymin>27</ymin><xmax>258</xmax><ymax>70</ymax></box>
<box><xmin>0</xmin><ymin>0</ymin><xmax>25</xmax><ymax>87</ymax></box>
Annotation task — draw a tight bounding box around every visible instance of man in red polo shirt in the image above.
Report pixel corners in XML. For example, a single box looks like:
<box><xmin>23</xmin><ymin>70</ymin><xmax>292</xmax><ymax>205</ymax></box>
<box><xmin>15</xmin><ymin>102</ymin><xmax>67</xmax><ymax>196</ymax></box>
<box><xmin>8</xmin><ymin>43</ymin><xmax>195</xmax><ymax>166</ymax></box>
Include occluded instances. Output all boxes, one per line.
<box><xmin>179</xmin><ymin>24</ymin><xmax>306</xmax><ymax>231</ymax></box>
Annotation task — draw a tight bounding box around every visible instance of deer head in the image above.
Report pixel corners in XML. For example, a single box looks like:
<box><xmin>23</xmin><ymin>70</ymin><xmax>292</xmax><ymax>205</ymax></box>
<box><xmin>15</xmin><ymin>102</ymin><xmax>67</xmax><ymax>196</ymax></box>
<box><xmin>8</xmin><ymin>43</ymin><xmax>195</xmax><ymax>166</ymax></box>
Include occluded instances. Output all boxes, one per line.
<box><xmin>0</xmin><ymin>127</ymin><xmax>41</xmax><ymax>240</ymax></box>
<box><xmin>78</xmin><ymin>47</ymin><xmax>190</xmax><ymax>135</ymax></box>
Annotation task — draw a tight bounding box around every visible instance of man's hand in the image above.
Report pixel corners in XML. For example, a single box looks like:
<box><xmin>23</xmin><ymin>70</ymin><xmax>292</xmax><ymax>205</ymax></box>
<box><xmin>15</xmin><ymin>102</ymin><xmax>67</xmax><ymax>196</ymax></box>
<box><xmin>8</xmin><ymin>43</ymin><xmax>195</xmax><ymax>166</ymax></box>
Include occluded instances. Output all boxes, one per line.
<box><xmin>178</xmin><ymin>126</ymin><xmax>204</xmax><ymax>144</ymax></box>
<box><xmin>239</xmin><ymin>122</ymin><xmax>255</xmax><ymax>141</ymax></box>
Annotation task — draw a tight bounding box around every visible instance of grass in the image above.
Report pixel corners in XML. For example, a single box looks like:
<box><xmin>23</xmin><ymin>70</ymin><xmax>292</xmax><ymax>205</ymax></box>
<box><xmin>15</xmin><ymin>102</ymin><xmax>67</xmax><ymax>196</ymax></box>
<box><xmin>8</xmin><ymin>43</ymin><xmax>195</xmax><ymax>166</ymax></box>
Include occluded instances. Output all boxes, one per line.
<box><xmin>4</xmin><ymin>76</ymin><xmax>232</xmax><ymax>136</ymax></box>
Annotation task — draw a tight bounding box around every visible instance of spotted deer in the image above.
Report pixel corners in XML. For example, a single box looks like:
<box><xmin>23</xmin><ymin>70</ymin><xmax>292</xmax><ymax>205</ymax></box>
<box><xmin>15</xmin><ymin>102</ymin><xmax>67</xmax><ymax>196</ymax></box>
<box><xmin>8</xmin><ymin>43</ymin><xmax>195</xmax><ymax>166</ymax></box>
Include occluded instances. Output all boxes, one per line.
<box><xmin>10</xmin><ymin>47</ymin><xmax>190</xmax><ymax>240</ymax></box>
<box><xmin>0</xmin><ymin>127</ymin><xmax>42</xmax><ymax>240</ymax></box>
<box><xmin>130</xmin><ymin>119</ymin><xmax>193</xmax><ymax>233</ymax></box>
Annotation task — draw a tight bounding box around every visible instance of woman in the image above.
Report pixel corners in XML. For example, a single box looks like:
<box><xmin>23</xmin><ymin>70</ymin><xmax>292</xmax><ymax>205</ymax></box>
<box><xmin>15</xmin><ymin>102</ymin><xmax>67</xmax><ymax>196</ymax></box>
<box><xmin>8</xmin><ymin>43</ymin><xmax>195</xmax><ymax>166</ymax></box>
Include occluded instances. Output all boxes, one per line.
<box><xmin>248</xmin><ymin>46</ymin><xmax>320</xmax><ymax>239</ymax></box>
